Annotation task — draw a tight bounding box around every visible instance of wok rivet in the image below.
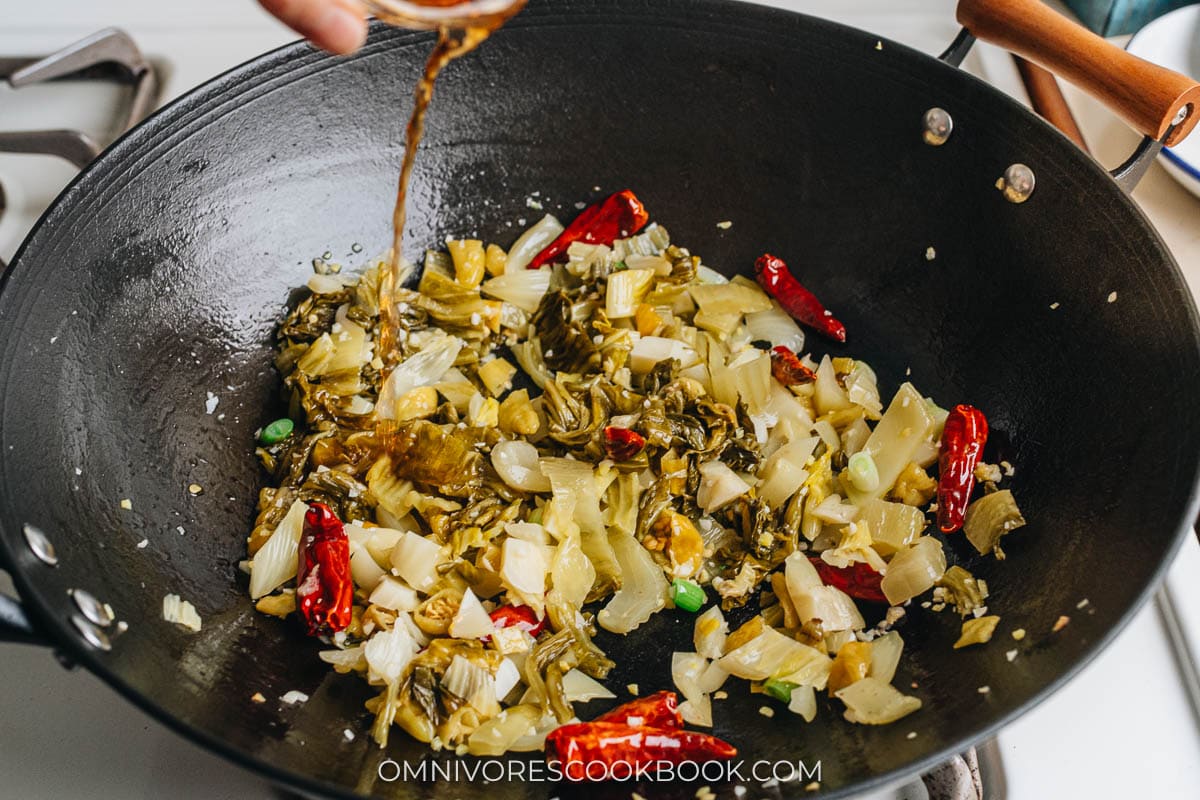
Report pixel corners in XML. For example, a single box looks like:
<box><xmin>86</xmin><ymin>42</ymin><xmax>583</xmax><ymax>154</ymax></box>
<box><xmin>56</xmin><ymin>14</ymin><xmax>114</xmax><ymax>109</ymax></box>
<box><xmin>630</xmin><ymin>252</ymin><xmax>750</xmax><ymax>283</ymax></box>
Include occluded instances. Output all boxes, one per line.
<box><xmin>998</xmin><ymin>163</ymin><xmax>1036</xmax><ymax>204</ymax></box>
<box><xmin>22</xmin><ymin>523</ymin><xmax>58</xmax><ymax>566</ymax></box>
<box><xmin>70</xmin><ymin>614</ymin><xmax>112</xmax><ymax>652</ymax></box>
<box><xmin>69</xmin><ymin>588</ymin><xmax>114</xmax><ymax>628</ymax></box>
<box><xmin>1172</xmin><ymin>106</ymin><xmax>1190</xmax><ymax>126</ymax></box>
<box><xmin>922</xmin><ymin>107</ymin><xmax>953</xmax><ymax>146</ymax></box>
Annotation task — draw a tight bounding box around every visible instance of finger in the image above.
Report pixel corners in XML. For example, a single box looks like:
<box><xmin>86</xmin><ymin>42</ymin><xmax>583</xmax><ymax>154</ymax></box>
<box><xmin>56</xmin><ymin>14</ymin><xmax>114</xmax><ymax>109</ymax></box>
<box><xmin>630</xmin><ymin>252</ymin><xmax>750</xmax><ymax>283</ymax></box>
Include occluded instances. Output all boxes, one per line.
<box><xmin>259</xmin><ymin>0</ymin><xmax>368</xmax><ymax>55</ymax></box>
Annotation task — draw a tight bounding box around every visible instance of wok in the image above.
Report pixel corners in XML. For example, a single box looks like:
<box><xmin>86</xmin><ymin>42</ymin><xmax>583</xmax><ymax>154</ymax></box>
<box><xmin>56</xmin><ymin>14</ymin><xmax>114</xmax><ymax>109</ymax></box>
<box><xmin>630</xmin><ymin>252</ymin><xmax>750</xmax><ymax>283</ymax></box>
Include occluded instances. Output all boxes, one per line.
<box><xmin>2</xmin><ymin>0</ymin><xmax>1199</xmax><ymax>797</ymax></box>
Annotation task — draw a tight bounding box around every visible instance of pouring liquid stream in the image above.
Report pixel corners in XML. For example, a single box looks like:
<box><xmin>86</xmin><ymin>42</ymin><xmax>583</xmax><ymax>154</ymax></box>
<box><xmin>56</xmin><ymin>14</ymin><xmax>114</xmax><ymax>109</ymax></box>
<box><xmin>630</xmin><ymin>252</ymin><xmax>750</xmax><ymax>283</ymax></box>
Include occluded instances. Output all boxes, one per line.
<box><xmin>374</xmin><ymin>1</ymin><xmax>525</xmax><ymax>387</ymax></box>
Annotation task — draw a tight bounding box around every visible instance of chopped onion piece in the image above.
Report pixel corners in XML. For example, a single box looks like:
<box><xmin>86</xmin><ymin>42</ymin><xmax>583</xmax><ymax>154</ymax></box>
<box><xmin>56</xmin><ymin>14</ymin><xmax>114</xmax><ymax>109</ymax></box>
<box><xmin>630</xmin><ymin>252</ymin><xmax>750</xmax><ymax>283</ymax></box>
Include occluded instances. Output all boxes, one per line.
<box><xmin>689</xmin><ymin>282</ymin><xmax>772</xmax><ymax>315</ymax></box>
<box><xmin>808</xmin><ymin>493</ymin><xmax>859</xmax><ymax>525</ymax></box>
<box><xmin>694</xmin><ymin>605</ymin><xmax>729</xmax><ymax>660</ymax></box>
<box><xmin>746</xmin><ymin>300</ymin><xmax>805</xmax><ymax>353</ymax></box>
<box><xmin>376</xmin><ymin>336</ymin><xmax>462</xmax><ymax>421</ymax></box>
<box><xmin>814</xmin><ymin>355</ymin><xmax>852</xmax><ymax>415</ymax></box>
<box><xmin>758</xmin><ymin>437</ymin><xmax>818</xmax><ymax>508</ymax></box>
<box><xmin>718</xmin><ymin>627</ymin><xmax>831</xmax><ymax>684</ymax></box>
<box><xmin>369</xmin><ymin>576</ymin><xmax>419</xmax><ymax>613</ymax></box>
<box><xmin>363</xmin><ymin>624</ymin><xmax>419</xmax><ymax>686</ymax></box>
<box><xmin>389</xmin><ymin>532</ymin><xmax>443</xmax><ymax>593</ymax></box>
<box><xmin>792</xmin><ymin>585</ymin><xmax>866</xmax><ymax>632</ymax></box>
<box><xmin>699</xmin><ymin>661</ymin><xmax>730</xmax><ymax>694</ymax></box>
<box><xmin>729</xmin><ymin>348</ymin><xmax>771</xmax><ymax>416</ymax></box>
<box><xmin>449</xmin><ymin>588</ymin><xmax>497</xmax><ymax>639</ymax></box>
<box><xmin>442</xmin><ymin>654</ymin><xmax>500</xmax><ymax>715</ymax></box>
<box><xmin>847</xmin><ymin>382</ymin><xmax>935</xmax><ymax>503</ymax></box>
<box><xmin>605</xmin><ymin>267</ymin><xmax>655</xmax><ymax>319</ymax></box>
<box><xmin>505</xmin><ymin>214</ymin><xmax>564</xmax><ymax>272</ymax></box>
<box><xmin>549</xmin><ymin>529</ymin><xmax>595</xmax><ymax>609</ymax></box>
<box><xmin>695</xmin><ymin>265</ymin><xmax>729</xmax><ymax>284</ymax></box>
<box><xmin>880</xmin><ymin>537</ymin><xmax>947</xmax><ymax>606</ymax></box>
<box><xmin>672</xmin><ymin>651</ymin><xmax>709</xmax><ymax>704</ymax></box>
<box><xmin>162</xmin><ymin>594</ymin><xmax>202</xmax><ymax>632</ymax></box>
<box><xmin>858</xmin><ymin>498</ymin><xmax>925</xmax><ymax>557</ymax></box>
<box><xmin>787</xmin><ymin>684</ymin><xmax>818</xmax><ymax>722</ymax></box>
<box><xmin>468</xmin><ymin>705</ymin><xmax>544</xmax><ymax>753</ymax></box>
<box><xmin>844</xmin><ymin>361</ymin><xmax>883</xmax><ymax>418</ymax></box>
<box><xmin>841</xmin><ymin>416</ymin><xmax>872</xmax><ymax>456</ymax></box>
<box><xmin>964</xmin><ymin>490</ymin><xmax>1026</xmax><ymax>556</ymax></box>
<box><xmin>249</xmin><ymin>500</ymin><xmax>307</xmax><ymax>599</ymax></box>
<box><xmin>481</xmin><ymin>268</ymin><xmax>553</xmax><ymax>313</ymax></box>
<box><xmin>836</xmin><ymin>677</ymin><xmax>921</xmax><ymax>724</ymax></box>
<box><xmin>630</xmin><ymin>336</ymin><xmax>699</xmax><ymax>374</ymax></box>
<box><xmin>494</xmin><ymin>657</ymin><xmax>523</xmax><ymax>701</ymax></box>
<box><xmin>870</xmin><ymin>631</ymin><xmax>904</xmax><ymax>684</ymax></box>
<box><xmin>319</xmin><ymin>646</ymin><xmax>366</xmax><ymax>674</ymax></box>
<box><xmin>492</xmin><ymin>440</ymin><xmax>552</xmax><ymax>493</ymax></box>
<box><xmin>500</xmin><ymin>538</ymin><xmax>547</xmax><ymax>616</ymax></box>
<box><xmin>697</xmin><ymin>460</ymin><xmax>751</xmax><ymax>513</ymax></box>
<box><xmin>784</xmin><ymin>550</ymin><xmax>823</xmax><ymax>595</ymax></box>
<box><xmin>561</xmin><ymin>669</ymin><xmax>616</xmax><ymax>702</ymax></box>
<box><xmin>679</xmin><ymin>694</ymin><xmax>713</xmax><ymax>727</ymax></box>
<box><xmin>597</xmin><ymin>532</ymin><xmax>669</xmax><ymax>634</ymax></box>
<box><xmin>350</xmin><ymin>543</ymin><xmax>387</xmax><ymax>592</ymax></box>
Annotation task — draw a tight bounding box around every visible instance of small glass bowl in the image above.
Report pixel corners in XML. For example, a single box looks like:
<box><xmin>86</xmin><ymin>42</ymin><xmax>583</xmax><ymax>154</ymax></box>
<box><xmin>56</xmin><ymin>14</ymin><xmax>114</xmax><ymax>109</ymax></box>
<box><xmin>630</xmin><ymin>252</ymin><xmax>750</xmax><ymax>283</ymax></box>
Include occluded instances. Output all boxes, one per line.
<box><xmin>363</xmin><ymin>0</ymin><xmax>527</xmax><ymax>30</ymax></box>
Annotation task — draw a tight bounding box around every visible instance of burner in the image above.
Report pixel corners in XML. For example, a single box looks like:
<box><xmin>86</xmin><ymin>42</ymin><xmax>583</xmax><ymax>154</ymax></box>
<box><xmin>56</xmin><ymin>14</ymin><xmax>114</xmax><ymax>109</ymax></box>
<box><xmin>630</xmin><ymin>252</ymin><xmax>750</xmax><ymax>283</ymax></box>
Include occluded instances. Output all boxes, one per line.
<box><xmin>0</xmin><ymin>28</ymin><xmax>159</xmax><ymax>167</ymax></box>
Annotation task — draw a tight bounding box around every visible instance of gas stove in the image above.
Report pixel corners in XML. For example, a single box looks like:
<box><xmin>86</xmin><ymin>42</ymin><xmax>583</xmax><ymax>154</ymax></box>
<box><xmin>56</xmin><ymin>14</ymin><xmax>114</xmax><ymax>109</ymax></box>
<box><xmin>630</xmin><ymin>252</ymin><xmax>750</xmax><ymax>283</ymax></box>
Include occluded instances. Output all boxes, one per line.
<box><xmin>2</xmin><ymin>2</ymin><xmax>1199</xmax><ymax>798</ymax></box>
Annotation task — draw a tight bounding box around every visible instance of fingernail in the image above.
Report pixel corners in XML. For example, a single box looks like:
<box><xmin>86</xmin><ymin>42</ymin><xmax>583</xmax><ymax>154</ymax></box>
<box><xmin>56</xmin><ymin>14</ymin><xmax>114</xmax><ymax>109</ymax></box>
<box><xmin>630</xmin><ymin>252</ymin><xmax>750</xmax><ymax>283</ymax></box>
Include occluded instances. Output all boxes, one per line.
<box><xmin>316</xmin><ymin>5</ymin><xmax>368</xmax><ymax>55</ymax></box>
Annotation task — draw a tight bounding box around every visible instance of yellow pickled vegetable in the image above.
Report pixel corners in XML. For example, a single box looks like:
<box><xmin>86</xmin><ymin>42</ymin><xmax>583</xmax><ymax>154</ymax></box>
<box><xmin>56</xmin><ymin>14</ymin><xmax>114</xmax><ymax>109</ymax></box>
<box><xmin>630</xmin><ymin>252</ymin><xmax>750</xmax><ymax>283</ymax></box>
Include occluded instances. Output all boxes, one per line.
<box><xmin>485</xmin><ymin>243</ymin><xmax>508</xmax><ymax>277</ymax></box>
<box><xmin>394</xmin><ymin>386</ymin><xmax>439</xmax><ymax>422</ymax></box>
<box><xmin>954</xmin><ymin>615</ymin><xmax>1001</xmax><ymax>649</ymax></box>
<box><xmin>653</xmin><ymin>510</ymin><xmax>705</xmax><ymax>579</ymax></box>
<box><xmin>828</xmin><ymin>640</ymin><xmax>873</xmax><ymax>695</ymax></box>
<box><xmin>891</xmin><ymin>462</ymin><xmax>938</xmax><ymax>506</ymax></box>
<box><xmin>498</xmin><ymin>389</ymin><xmax>540</xmax><ymax>435</ymax></box>
<box><xmin>478</xmin><ymin>358</ymin><xmax>517</xmax><ymax>397</ymax></box>
<box><xmin>724</xmin><ymin>616</ymin><xmax>765</xmax><ymax>654</ymax></box>
<box><xmin>448</xmin><ymin>239</ymin><xmax>486</xmax><ymax>288</ymax></box>
<box><xmin>635</xmin><ymin>303</ymin><xmax>664</xmax><ymax>336</ymax></box>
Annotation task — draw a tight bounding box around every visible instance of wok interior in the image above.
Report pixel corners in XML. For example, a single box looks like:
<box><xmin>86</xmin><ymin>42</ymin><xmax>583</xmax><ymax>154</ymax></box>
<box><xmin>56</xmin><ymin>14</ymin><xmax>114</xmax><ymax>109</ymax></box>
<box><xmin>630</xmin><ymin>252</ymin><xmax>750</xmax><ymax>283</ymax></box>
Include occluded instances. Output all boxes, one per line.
<box><xmin>1</xmin><ymin>2</ymin><xmax>1197</xmax><ymax>797</ymax></box>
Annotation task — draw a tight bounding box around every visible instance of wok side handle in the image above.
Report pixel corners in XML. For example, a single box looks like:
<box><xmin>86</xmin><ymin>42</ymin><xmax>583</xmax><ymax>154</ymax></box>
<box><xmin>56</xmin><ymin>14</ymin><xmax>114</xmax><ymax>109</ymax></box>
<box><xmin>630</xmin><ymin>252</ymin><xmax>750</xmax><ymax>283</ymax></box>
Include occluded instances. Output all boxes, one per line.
<box><xmin>0</xmin><ymin>594</ymin><xmax>48</xmax><ymax>646</ymax></box>
<box><xmin>0</xmin><ymin>546</ymin><xmax>51</xmax><ymax>646</ymax></box>
<box><xmin>956</xmin><ymin>0</ymin><xmax>1200</xmax><ymax>147</ymax></box>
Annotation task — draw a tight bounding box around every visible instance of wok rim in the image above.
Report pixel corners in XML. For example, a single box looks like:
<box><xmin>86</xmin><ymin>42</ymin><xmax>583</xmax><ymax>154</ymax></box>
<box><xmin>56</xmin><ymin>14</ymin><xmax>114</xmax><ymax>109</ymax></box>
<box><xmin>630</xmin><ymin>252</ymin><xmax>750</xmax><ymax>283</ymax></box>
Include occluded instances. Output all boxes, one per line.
<box><xmin>1</xmin><ymin>2</ymin><xmax>1198</xmax><ymax>798</ymax></box>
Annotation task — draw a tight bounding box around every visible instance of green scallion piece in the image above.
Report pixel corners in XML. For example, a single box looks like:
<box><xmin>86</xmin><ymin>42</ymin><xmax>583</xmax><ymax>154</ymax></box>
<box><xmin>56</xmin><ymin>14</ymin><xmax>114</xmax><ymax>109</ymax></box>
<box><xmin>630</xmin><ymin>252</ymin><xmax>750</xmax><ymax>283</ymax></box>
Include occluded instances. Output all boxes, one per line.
<box><xmin>260</xmin><ymin>418</ymin><xmax>295</xmax><ymax>445</ymax></box>
<box><xmin>847</xmin><ymin>451</ymin><xmax>881</xmax><ymax>493</ymax></box>
<box><xmin>764</xmin><ymin>677</ymin><xmax>799</xmax><ymax>703</ymax></box>
<box><xmin>670</xmin><ymin>579</ymin><xmax>706</xmax><ymax>613</ymax></box>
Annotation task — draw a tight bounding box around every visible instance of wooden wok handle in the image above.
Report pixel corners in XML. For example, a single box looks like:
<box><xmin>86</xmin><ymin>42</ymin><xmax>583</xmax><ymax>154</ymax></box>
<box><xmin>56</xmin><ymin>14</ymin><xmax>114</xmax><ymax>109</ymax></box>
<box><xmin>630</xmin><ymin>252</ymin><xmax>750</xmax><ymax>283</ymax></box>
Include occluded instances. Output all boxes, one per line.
<box><xmin>957</xmin><ymin>0</ymin><xmax>1200</xmax><ymax>146</ymax></box>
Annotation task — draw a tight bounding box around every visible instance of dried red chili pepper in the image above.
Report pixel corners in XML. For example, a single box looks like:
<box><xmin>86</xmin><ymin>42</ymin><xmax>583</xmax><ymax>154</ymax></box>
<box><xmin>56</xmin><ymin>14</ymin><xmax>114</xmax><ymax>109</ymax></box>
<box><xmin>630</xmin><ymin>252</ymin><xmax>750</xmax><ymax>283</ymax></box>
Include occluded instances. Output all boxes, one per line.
<box><xmin>528</xmin><ymin>190</ymin><xmax>650</xmax><ymax>269</ymax></box>
<box><xmin>770</xmin><ymin>345</ymin><xmax>818</xmax><ymax>385</ymax></box>
<box><xmin>754</xmin><ymin>253</ymin><xmax>846</xmax><ymax>343</ymax></box>
<box><xmin>937</xmin><ymin>404</ymin><xmax>989</xmax><ymax>533</ymax></box>
<box><xmin>809</xmin><ymin>557</ymin><xmax>888</xmax><ymax>603</ymax></box>
<box><xmin>296</xmin><ymin>502</ymin><xmax>353</xmax><ymax>637</ymax></box>
<box><xmin>546</xmin><ymin>722</ymin><xmax>737</xmax><ymax>780</ymax></box>
<box><xmin>603</xmin><ymin>426</ymin><xmax>647</xmax><ymax>462</ymax></box>
<box><xmin>489</xmin><ymin>603</ymin><xmax>547</xmax><ymax>637</ymax></box>
<box><xmin>594</xmin><ymin>691</ymin><xmax>682</xmax><ymax>729</ymax></box>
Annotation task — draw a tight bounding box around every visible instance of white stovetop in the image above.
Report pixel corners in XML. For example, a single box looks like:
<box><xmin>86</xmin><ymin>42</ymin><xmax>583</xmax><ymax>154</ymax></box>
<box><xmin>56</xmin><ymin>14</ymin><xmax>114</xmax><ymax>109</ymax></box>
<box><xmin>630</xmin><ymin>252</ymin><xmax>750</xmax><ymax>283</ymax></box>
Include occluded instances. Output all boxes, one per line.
<box><xmin>2</xmin><ymin>1</ymin><xmax>1200</xmax><ymax>799</ymax></box>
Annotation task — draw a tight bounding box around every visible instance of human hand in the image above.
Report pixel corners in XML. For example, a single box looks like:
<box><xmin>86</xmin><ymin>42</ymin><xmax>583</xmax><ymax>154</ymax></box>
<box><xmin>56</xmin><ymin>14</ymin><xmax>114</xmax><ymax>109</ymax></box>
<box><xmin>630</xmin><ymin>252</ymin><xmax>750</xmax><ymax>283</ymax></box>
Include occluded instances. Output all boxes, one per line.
<box><xmin>258</xmin><ymin>0</ymin><xmax>369</xmax><ymax>55</ymax></box>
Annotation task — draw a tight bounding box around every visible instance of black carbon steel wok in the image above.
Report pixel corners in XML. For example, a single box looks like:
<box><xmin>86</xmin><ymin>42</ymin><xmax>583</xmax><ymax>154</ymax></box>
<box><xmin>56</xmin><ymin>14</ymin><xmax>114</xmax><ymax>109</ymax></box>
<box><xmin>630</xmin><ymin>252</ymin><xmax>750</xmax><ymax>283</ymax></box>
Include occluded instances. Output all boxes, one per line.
<box><xmin>2</xmin><ymin>0</ymin><xmax>1200</xmax><ymax>797</ymax></box>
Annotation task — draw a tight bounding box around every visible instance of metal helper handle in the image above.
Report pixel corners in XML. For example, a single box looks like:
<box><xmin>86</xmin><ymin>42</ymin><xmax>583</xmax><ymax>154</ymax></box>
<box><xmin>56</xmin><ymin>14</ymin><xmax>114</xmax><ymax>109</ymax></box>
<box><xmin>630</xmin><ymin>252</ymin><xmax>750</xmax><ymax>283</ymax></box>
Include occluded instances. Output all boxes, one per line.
<box><xmin>0</xmin><ymin>595</ymin><xmax>43</xmax><ymax>646</ymax></box>
<box><xmin>0</xmin><ymin>542</ymin><xmax>52</xmax><ymax>647</ymax></box>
